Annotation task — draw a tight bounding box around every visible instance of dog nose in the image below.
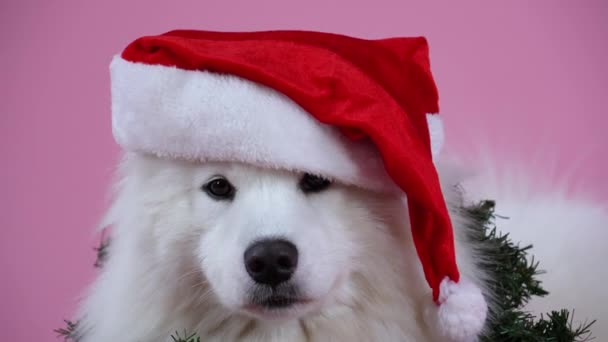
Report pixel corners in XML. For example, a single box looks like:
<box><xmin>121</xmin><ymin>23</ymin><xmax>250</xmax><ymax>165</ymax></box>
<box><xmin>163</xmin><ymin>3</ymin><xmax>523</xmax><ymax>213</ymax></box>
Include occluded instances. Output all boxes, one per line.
<box><xmin>244</xmin><ymin>239</ymin><xmax>298</xmax><ymax>286</ymax></box>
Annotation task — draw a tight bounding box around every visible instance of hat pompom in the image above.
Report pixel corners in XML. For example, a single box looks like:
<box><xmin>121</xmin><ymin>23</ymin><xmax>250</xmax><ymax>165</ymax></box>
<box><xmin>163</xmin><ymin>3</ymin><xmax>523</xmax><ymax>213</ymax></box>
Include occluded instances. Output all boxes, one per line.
<box><xmin>425</xmin><ymin>277</ymin><xmax>488</xmax><ymax>342</ymax></box>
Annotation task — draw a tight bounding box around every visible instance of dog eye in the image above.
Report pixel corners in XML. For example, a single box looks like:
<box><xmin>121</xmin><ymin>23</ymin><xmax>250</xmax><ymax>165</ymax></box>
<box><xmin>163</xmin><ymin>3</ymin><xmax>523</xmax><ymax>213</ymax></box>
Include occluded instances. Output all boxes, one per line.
<box><xmin>203</xmin><ymin>177</ymin><xmax>236</xmax><ymax>200</ymax></box>
<box><xmin>299</xmin><ymin>173</ymin><xmax>332</xmax><ymax>194</ymax></box>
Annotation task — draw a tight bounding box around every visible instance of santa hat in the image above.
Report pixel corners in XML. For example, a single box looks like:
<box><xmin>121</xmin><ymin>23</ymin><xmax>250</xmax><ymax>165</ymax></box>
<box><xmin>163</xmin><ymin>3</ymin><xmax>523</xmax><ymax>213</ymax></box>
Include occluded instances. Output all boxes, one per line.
<box><xmin>110</xmin><ymin>30</ymin><xmax>487</xmax><ymax>340</ymax></box>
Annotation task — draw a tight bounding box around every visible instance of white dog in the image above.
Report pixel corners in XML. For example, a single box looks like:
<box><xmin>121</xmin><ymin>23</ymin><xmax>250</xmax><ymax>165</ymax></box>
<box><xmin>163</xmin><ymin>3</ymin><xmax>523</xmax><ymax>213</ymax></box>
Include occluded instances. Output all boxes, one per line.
<box><xmin>76</xmin><ymin>153</ymin><xmax>607</xmax><ymax>341</ymax></box>
<box><xmin>77</xmin><ymin>29</ymin><xmax>607</xmax><ymax>341</ymax></box>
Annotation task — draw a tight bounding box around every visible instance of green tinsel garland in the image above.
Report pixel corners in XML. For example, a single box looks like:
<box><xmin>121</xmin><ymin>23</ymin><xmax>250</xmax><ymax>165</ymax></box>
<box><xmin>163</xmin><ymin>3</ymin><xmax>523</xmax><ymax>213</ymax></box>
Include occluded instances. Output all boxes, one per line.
<box><xmin>56</xmin><ymin>201</ymin><xmax>595</xmax><ymax>341</ymax></box>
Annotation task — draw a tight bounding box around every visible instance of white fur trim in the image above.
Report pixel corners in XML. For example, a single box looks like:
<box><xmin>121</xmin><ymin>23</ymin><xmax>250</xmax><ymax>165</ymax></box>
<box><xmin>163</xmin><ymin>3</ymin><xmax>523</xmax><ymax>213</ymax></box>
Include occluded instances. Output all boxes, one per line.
<box><xmin>425</xmin><ymin>277</ymin><xmax>487</xmax><ymax>342</ymax></box>
<box><xmin>111</xmin><ymin>56</ymin><xmax>441</xmax><ymax>192</ymax></box>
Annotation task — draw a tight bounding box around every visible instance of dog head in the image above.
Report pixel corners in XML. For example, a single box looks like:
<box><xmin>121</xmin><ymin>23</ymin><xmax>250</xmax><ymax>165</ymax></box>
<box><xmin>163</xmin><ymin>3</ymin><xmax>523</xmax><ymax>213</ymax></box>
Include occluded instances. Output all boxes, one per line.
<box><xmin>115</xmin><ymin>154</ymin><xmax>417</xmax><ymax>322</ymax></box>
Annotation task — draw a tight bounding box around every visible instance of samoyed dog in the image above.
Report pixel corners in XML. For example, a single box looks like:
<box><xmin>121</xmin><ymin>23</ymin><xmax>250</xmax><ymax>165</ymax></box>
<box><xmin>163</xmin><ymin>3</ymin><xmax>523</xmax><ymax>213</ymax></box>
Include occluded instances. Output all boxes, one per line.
<box><xmin>76</xmin><ymin>152</ymin><xmax>607</xmax><ymax>341</ymax></box>
<box><xmin>75</xmin><ymin>29</ymin><xmax>607</xmax><ymax>341</ymax></box>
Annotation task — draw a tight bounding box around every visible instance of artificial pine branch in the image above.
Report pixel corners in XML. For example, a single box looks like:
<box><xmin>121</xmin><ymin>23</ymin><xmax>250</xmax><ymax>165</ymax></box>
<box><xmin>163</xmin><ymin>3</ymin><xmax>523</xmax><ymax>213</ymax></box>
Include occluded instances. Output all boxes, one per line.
<box><xmin>463</xmin><ymin>200</ymin><xmax>596</xmax><ymax>342</ymax></box>
<box><xmin>93</xmin><ymin>231</ymin><xmax>110</xmax><ymax>268</ymax></box>
<box><xmin>54</xmin><ymin>230</ymin><xmax>108</xmax><ymax>341</ymax></box>
<box><xmin>171</xmin><ymin>331</ymin><xmax>201</xmax><ymax>342</ymax></box>
<box><xmin>463</xmin><ymin>200</ymin><xmax>548</xmax><ymax>309</ymax></box>
<box><xmin>489</xmin><ymin>310</ymin><xmax>595</xmax><ymax>341</ymax></box>
<box><xmin>54</xmin><ymin>320</ymin><xmax>80</xmax><ymax>341</ymax></box>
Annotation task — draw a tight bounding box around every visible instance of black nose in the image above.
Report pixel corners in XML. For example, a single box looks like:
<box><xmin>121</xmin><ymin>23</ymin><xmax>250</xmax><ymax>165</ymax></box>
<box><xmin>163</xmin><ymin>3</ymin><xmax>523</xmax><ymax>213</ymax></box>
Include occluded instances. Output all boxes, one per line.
<box><xmin>244</xmin><ymin>239</ymin><xmax>298</xmax><ymax>286</ymax></box>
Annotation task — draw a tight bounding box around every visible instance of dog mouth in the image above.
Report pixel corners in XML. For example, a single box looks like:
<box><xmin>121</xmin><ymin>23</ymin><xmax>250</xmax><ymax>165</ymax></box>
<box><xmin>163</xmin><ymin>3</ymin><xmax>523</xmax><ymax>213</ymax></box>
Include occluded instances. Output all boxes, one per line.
<box><xmin>257</xmin><ymin>294</ymin><xmax>300</xmax><ymax>309</ymax></box>
<box><xmin>243</xmin><ymin>283</ymin><xmax>311</xmax><ymax>316</ymax></box>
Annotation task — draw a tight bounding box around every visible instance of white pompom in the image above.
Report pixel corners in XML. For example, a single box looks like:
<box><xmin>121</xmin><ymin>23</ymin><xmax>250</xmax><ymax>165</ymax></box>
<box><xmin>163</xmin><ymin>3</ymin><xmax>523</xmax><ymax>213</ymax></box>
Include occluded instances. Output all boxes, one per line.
<box><xmin>425</xmin><ymin>277</ymin><xmax>487</xmax><ymax>342</ymax></box>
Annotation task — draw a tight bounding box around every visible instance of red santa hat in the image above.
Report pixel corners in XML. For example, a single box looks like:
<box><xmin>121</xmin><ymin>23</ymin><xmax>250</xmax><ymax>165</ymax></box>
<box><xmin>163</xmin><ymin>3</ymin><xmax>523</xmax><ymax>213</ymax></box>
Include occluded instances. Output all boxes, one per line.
<box><xmin>111</xmin><ymin>30</ymin><xmax>487</xmax><ymax>340</ymax></box>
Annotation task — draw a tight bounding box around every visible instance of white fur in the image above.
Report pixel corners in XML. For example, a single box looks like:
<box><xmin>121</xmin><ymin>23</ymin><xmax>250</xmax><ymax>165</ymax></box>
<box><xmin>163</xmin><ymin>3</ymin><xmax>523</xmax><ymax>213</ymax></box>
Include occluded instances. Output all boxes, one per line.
<box><xmin>426</xmin><ymin>114</ymin><xmax>444</xmax><ymax>158</ymax></box>
<box><xmin>111</xmin><ymin>57</ymin><xmax>442</xmax><ymax>194</ymax></box>
<box><xmin>461</xmin><ymin>160</ymin><xmax>608</xmax><ymax>339</ymax></box>
<box><xmin>78</xmin><ymin>151</ymin><xmax>607</xmax><ymax>341</ymax></box>
<box><xmin>77</xmin><ymin>153</ymin><xmax>486</xmax><ymax>341</ymax></box>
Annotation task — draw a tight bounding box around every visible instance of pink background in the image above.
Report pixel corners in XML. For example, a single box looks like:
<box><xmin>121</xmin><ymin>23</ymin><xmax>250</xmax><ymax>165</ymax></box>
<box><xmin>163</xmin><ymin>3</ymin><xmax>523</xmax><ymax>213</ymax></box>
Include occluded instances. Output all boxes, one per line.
<box><xmin>1</xmin><ymin>0</ymin><xmax>606</xmax><ymax>340</ymax></box>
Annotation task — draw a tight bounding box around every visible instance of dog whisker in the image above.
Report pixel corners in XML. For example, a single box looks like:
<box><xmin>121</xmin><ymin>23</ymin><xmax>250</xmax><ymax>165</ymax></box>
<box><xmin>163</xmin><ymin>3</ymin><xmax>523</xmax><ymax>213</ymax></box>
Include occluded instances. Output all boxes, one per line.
<box><xmin>205</xmin><ymin>313</ymin><xmax>232</xmax><ymax>336</ymax></box>
<box><xmin>236</xmin><ymin>319</ymin><xmax>257</xmax><ymax>339</ymax></box>
<box><xmin>190</xmin><ymin>279</ymin><xmax>210</xmax><ymax>292</ymax></box>
<box><xmin>299</xmin><ymin>319</ymin><xmax>312</xmax><ymax>341</ymax></box>
<box><xmin>195</xmin><ymin>287</ymin><xmax>214</xmax><ymax>303</ymax></box>
<box><xmin>177</xmin><ymin>268</ymin><xmax>204</xmax><ymax>283</ymax></box>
